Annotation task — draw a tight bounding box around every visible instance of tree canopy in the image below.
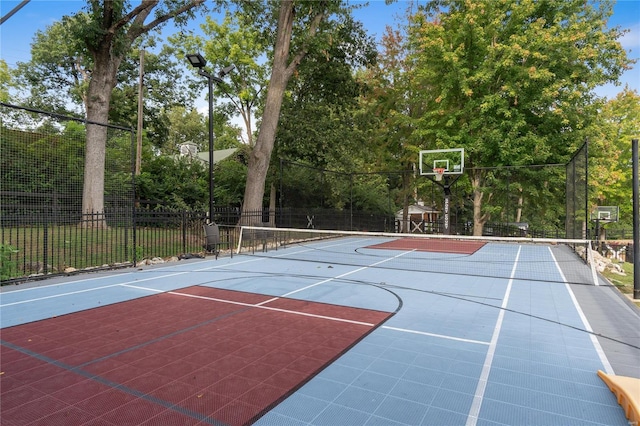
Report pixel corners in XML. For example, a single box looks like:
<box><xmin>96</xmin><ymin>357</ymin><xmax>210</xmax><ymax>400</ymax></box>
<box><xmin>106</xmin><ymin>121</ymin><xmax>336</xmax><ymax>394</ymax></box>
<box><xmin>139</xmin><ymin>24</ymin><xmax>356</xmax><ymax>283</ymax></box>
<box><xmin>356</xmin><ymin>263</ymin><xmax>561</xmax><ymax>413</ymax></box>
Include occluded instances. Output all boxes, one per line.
<box><xmin>404</xmin><ymin>0</ymin><xmax>631</xmax><ymax>234</ymax></box>
<box><xmin>2</xmin><ymin>0</ymin><xmax>637</xmax><ymax>235</ymax></box>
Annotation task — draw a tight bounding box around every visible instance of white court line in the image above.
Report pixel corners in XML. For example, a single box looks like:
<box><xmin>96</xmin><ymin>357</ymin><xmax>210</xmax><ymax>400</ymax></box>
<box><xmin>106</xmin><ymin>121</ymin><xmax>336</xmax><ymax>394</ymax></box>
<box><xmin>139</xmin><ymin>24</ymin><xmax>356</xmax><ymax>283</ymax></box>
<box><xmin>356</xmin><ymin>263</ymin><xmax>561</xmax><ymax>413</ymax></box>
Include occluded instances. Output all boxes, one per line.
<box><xmin>548</xmin><ymin>247</ymin><xmax>614</xmax><ymax>374</ymax></box>
<box><xmin>257</xmin><ymin>248</ymin><xmax>416</xmax><ymax>306</ymax></box>
<box><xmin>268</xmin><ymin>237</ymin><xmax>375</xmax><ymax>259</ymax></box>
<box><xmin>119</xmin><ymin>284</ymin><xmax>376</xmax><ymax>327</ymax></box>
<box><xmin>381</xmin><ymin>325</ymin><xmax>489</xmax><ymax>346</ymax></box>
<box><xmin>0</xmin><ymin>270</ymin><xmax>138</xmax><ymax>294</ymax></box>
<box><xmin>466</xmin><ymin>245</ymin><xmax>521</xmax><ymax>426</ymax></box>
<box><xmin>0</xmin><ymin>237</ymin><xmax>368</xmax><ymax>306</ymax></box>
<box><xmin>0</xmin><ymin>252</ymin><xmax>273</xmax><ymax>296</ymax></box>
<box><xmin>0</xmin><ymin>272</ymin><xmax>188</xmax><ymax>307</ymax></box>
<box><xmin>259</xmin><ymin>240</ymin><xmax>493</xmax><ymax>346</ymax></box>
<box><xmin>0</xmin><ymin>257</ymin><xmax>265</xmax><ymax>308</ymax></box>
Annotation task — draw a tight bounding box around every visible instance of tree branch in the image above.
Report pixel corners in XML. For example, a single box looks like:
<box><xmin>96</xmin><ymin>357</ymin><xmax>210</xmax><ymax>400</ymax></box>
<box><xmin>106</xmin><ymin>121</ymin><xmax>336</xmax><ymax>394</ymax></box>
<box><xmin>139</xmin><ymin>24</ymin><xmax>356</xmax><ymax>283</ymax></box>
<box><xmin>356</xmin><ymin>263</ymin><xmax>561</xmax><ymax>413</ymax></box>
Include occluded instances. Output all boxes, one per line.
<box><xmin>104</xmin><ymin>0</ymin><xmax>206</xmax><ymax>43</ymax></box>
<box><xmin>130</xmin><ymin>0</ymin><xmax>206</xmax><ymax>40</ymax></box>
<box><xmin>113</xmin><ymin>0</ymin><xmax>158</xmax><ymax>34</ymax></box>
<box><xmin>285</xmin><ymin>4</ymin><xmax>328</xmax><ymax>78</ymax></box>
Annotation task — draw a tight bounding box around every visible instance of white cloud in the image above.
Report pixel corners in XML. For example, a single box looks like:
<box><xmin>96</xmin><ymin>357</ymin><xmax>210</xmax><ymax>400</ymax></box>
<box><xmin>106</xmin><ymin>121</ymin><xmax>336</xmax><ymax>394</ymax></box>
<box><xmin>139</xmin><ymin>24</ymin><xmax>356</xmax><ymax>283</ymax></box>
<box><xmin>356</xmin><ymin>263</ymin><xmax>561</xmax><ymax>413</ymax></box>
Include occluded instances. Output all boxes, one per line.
<box><xmin>619</xmin><ymin>22</ymin><xmax>640</xmax><ymax>51</ymax></box>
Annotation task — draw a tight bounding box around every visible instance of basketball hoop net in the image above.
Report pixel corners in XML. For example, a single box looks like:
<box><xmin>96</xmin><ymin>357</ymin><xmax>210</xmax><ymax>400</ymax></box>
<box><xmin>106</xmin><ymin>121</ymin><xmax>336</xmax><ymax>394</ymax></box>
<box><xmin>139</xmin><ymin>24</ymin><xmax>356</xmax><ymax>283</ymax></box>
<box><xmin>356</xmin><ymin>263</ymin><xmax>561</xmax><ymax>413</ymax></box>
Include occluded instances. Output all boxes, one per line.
<box><xmin>433</xmin><ymin>168</ymin><xmax>446</xmax><ymax>181</ymax></box>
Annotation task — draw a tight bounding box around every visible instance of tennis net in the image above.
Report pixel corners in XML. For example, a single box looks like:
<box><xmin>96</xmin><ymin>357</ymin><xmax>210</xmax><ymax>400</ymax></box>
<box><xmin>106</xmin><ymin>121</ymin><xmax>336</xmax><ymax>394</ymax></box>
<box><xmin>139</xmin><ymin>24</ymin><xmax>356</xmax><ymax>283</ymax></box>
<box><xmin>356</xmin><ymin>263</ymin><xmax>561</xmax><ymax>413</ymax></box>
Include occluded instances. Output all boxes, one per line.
<box><xmin>236</xmin><ymin>226</ymin><xmax>599</xmax><ymax>286</ymax></box>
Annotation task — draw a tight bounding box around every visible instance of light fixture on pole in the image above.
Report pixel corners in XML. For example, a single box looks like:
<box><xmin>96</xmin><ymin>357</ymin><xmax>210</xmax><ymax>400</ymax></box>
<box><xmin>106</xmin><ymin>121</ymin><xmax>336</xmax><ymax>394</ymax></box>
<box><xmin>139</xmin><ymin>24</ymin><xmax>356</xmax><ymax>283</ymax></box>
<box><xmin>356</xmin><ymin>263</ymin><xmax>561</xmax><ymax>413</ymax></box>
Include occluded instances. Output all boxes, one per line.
<box><xmin>185</xmin><ymin>53</ymin><xmax>234</xmax><ymax>225</ymax></box>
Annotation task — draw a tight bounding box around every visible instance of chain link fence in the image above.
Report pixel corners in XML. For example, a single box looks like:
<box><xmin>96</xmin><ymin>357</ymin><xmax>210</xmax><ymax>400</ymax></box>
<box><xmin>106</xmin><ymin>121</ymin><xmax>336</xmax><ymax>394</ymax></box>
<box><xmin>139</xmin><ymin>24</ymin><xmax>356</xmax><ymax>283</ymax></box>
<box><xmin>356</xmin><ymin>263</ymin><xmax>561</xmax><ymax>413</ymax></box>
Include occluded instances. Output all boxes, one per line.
<box><xmin>0</xmin><ymin>104</ymin><xmax>212</xmax><ymax>283</ymax></box>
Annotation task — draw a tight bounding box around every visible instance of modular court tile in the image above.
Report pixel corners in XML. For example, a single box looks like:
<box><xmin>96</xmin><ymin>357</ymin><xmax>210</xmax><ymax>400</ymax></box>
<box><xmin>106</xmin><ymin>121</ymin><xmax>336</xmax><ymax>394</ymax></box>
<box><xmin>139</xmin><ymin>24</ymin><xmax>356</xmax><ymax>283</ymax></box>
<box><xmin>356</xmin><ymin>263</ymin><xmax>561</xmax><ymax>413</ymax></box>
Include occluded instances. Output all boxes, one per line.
<box><xmin>1</xmin><ymin>239</ymin><xmax>638</xmax><ymax>425</ymax></box>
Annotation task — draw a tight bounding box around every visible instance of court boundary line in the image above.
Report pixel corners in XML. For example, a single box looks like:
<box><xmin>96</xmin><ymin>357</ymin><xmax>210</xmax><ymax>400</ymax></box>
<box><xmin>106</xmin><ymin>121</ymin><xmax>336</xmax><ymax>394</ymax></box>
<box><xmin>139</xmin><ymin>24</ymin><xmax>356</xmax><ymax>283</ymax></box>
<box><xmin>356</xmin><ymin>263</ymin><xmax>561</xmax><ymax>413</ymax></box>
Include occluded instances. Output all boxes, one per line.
<box><xmin>466</xmin><ymin>245</ymin><xmax>521</xmax><ymax>426</ymax></box>
<box><xmin>2</xmin><ymin>285</ymin><xmax>392</xmax><ymax>424</ymax></box>
<box><xmin>0</xmin><ymin>257</ymin><xmax>267</xmax><ymax>308</ymax></box>
<box><xmin>549</xmin><ymin>247</ymin><xmax>614</xmax><ymax>374</ymax></box>
<box><xmin>0</xmin><ymin>255</ymin><xmax>269</xmax><ymax>298</ymax></box>
<box><xmin>123</xmin><ymin>284</ymin><xmax>491</xmax><ymax>348</ymax></box>
<box><xmin>257</xmin><ymin>249</ymin><xmax>416</xmax><ymax>306</ymax></box>
<box><xmin>381</xmin><ymin>325</ymin><xmax>489</xmax><ymax>346</ymax></box>
<box><xmin>120</xmin><ymin>284</ymin><xmax>378</xmax><ymax>327</ymax></box>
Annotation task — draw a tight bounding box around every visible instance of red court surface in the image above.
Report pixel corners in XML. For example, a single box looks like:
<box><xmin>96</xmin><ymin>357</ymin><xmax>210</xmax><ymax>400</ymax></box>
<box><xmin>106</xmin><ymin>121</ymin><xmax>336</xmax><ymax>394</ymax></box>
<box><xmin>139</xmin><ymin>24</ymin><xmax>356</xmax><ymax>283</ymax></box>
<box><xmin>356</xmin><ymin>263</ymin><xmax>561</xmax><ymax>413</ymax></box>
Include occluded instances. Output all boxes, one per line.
<box><xmin>1</xmin><ymin>287</ymin><xmax>392</xmax><ymax>425</ymax></box>
<box><xmin>367</xmin><ymin>237</ymin><xmax>486</xmax><ymax>254</ymax></box>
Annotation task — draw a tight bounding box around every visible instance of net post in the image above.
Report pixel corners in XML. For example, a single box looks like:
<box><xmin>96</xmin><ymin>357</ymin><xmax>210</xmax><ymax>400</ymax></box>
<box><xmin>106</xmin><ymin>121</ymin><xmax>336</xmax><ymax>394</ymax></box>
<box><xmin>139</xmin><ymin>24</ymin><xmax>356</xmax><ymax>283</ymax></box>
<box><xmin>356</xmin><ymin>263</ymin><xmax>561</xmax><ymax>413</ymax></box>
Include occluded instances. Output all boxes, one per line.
<box><xmin>587</xmin><ymin>241</ymin><xmax>599</xmax><ymax>286</ymax></box>
<box><xmin>236</xmin><ymin>226</ymin><xmax>244</xmax><ymax>255</ymax></box>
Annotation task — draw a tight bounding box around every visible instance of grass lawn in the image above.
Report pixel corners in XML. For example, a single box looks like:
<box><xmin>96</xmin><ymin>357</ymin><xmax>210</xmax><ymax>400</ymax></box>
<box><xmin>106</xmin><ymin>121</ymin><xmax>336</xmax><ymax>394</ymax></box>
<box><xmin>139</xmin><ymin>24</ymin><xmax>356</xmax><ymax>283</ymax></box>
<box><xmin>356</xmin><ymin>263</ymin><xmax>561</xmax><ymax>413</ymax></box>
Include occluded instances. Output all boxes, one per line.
<box><xmin>601</xmin><ymin>261</ymin><xmax>639</xmax><ymax>307</ymax></box>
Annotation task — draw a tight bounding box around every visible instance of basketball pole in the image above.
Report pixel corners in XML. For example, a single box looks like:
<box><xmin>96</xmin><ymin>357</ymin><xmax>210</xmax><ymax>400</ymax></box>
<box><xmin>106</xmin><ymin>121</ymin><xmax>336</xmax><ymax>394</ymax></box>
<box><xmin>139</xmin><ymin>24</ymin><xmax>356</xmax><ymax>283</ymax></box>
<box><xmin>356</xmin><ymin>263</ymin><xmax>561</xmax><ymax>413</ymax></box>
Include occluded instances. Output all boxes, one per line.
<box><xmin>432</xmin><ymin>175</ymin><xmax>461</xmax><ymax>235</ymax></box>
<box><xmin>632</xmin><ymin>138</ymin><xmax>639</xmax><ymax>300</ymax></box>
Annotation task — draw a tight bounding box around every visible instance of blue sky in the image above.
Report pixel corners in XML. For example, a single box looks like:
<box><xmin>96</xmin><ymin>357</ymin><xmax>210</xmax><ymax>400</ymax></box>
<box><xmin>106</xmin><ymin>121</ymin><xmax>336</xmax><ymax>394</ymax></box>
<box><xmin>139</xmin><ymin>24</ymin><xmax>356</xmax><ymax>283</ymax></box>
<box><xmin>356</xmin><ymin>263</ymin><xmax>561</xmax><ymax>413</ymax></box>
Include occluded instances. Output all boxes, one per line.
<box><xmin>1</xmin><ymin>0</ymin><xmax>639</xmax><ymax>99</ymax></box>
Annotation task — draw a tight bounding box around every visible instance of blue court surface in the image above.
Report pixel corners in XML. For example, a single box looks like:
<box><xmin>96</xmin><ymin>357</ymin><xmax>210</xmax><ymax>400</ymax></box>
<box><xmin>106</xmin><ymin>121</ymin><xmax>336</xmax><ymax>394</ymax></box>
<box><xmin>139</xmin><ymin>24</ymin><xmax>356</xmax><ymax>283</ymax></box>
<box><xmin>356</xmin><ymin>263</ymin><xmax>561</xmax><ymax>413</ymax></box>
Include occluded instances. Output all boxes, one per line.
<box><xmin>2</xmin><ymin>235</ymin><xmax>639</xmax><ymax>425</ymax></box>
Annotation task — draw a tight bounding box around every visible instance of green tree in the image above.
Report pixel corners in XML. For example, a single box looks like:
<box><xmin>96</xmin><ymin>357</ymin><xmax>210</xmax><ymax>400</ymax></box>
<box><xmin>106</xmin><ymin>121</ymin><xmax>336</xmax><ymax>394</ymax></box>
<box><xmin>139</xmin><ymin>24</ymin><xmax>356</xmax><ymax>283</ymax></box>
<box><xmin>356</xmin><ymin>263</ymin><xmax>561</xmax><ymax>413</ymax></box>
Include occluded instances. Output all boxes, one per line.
<box><xmin>170</xmin><ymin>8</ymin><xmax>268</xmax><ymax>149</ymax></box>
<box><xmin>407</xmin><ymin>0</ymin><xmax>631</xmax><ymax>235</ymax></box>
<box><xmin>106</xmin><ymin>44</ymin><xmax>198</xmax><ymax>150</ymax></box>
<box><xmin>200</xmin><ymin>11</ymin><xmax>268</xmax><ymax>147</ymax></box>
<box><xmin>0</xmin><ymin>60</ymin><xmax>14</xmax><ymax>102</ymax></box>
<box><xmin>240</xmin><ymin>0</ymin><xmax>375</xmax><ymax>224</ymax></box>
<box><xmin>136</xmin><ymin>155</ymin><xmax>208</xmax><ymax>209</ymax></box>
<box><xmin>14</xmin><ymin>15</ymin><xmax>207</xmax><ymax>152</ymax></box>
<box><xmin>358</xmin><ymin>23</ymin><xmax>423</xmax><ymax>230</ymax></box>
<box><xmin>588</xmin><ymin>88</ymin><xmax>640</xmax><ymax>229</ymax></box>
<box><xmin>13</xmin><ymin>14</ymin><xmax>91</xmax><ymax>114</ymax></box>
<box><xmin>67</xmin><ymin>0</ymin><xmax>210</xmax><ymax>223</ymax></box>
<box><xmin>164</xmin><ymin>106</ymin><xmax>207</xmax><ymax>153</ymax></box>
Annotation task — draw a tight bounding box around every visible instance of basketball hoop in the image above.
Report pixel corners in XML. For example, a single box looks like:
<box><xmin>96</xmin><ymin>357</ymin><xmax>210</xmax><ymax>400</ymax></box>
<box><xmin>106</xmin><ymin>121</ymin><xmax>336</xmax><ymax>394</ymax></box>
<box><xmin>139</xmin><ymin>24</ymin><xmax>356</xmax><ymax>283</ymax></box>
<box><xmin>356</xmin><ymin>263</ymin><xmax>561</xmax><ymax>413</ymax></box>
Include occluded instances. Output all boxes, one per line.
<box><xmin>433</xmin><ymin>168</ymin><xmax>446</xmax><ymax>181</ymax></box>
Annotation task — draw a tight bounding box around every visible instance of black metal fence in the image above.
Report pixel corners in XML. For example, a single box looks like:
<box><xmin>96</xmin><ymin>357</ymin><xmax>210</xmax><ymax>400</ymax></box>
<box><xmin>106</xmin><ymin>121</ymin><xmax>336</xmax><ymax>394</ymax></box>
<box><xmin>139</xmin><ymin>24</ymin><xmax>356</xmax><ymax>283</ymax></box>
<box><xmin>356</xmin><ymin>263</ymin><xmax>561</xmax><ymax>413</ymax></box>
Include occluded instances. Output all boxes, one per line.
<box><xmin>0</xmin><ymin>207</ymin><xmax>392</xmax><ymax>284</ymax></box>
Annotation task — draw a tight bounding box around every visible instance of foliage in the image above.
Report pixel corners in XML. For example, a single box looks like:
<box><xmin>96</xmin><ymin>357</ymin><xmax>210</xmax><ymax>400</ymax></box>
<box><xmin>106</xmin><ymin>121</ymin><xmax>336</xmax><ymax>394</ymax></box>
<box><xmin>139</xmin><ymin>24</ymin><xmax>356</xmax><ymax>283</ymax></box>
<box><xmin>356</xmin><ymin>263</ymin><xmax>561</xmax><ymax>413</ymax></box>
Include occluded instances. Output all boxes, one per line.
<box><xmin>240</xmin><ymin>0</ymin><xmax>380</xmax><ymax>221</ymax></box>
<box><xmin>601</xmin><ymin>260</ymin><xmax>635</xmax><ymax>302</ymax></box>
<box><xmin>0</xmin><ymin>243</ymin><xmax>19</xmax><ymax>281</ymax></box>
<box><xmin>106</xmin><ymin>44</ymin><xmax>199</xmax><ymax>149</ymax></box>
<box><xmin>214</xmin><ymin>149</ymin><xmax>248</xmax><ymax>207</ymax></box>
<box><xmin>163</xmin><ymin>106</ymin><xmax>207</xmax><ymax>154</ymax></box>
<box><xmin>13</xmin><ymin>13</ymin><xmax>92</xmax><ymax>115</ymax></box>
<box><xmin>587</xmin><ymin>88</ymin><xmax>640</xmax><ymax>228</ymax></box>
<box><xmin>66</xmin><ymin>0</ymin><xmax>211</xmax><ymax>216</ymax></box>
<box><xmin>276</xmin><ymin>19</ymin><xmax>376</xmax><ymax>167</ymax></box>
<box><xmin>0</xmin><ymin>59</ymin><xmax>14</xmax><ymax>102</ymax></box>
<box><xmin>13</xmin><ymin>17</ymin><xmax>201</xmax><ymax>149</ymax></box>
<box><xmin>136</xmin><ymin>156</ymin><xmax>209</xmax><ymax>210</ymax></box>
<box><xmin>1</xmin><ymin>123</ymin><xmax>85</xmax><ymax>196</ymax></box>
<box><xmin>405</xmin><ymin>0</ymin><xmax>632</xmax><ymax>234</ymax></box>
<box><xmin>357</xmin><ymin>22</ymin><xmax>425</xmax><ymax>219</ymax></box>
<box><xmin>170</xmin><ymin>10</ymin><xmax>269</xmax><ymax>147</ymax></box>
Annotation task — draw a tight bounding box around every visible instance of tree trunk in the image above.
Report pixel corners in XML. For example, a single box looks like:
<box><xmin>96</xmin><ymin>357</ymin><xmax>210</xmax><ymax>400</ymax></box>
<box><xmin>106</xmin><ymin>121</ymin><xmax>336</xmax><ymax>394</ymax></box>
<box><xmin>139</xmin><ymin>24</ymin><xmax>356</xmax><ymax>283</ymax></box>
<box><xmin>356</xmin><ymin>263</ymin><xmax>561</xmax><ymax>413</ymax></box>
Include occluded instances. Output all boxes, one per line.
<box><xmin>470</xmin><ymin>169</ymin><xmax>488</xmax><ymax>236</ymax></box>
<box><xmin>82</xmin><ymin>49</ymin><xmax>121</xmax><ymax>227</ymax></box>
<box><xmin>241</xmin><ymin>0</ymin><xmax>297</xmax><ymax>225</ymax></box>
<box><xmin>515</xmin><ymin>189</ymin><xmax>523</xmax><ymax>223</ymax></box>
<box><xmin>401</xmin><ymin>170</ymin><xmax>410</xmax><ymax>233</ymax></box>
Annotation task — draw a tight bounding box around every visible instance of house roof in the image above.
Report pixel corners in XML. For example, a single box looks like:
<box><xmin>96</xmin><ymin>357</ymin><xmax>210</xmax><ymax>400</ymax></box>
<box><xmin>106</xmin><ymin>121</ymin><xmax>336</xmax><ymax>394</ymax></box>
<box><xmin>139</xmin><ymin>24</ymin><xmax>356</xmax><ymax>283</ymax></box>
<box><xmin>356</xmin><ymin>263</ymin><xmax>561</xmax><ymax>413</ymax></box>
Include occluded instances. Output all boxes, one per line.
<box><xmin>396</xmin><ymin>204</ymin><xmax>440</xmax><ymax>215</ymax></box>
<box><xmin>172</xmin><ymin>148</ymin><xmax>238</xmax><ymax>165</ymax></box>
<box><xmin>195</xmin><ymin>148</ymin><xmax>238</xmax><ymax>164</ymax></box>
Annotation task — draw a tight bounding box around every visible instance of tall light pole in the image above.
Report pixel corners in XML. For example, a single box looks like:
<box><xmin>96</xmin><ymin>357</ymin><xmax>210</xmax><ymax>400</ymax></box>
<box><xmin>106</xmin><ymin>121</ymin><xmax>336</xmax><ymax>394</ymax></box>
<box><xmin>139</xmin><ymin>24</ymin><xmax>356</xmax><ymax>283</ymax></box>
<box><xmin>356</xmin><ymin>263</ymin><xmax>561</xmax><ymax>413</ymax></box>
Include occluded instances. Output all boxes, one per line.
<box><xmin>186</xmin><ymin>53</ymin><xmax>234</xmax><ymax>224</ymax></box>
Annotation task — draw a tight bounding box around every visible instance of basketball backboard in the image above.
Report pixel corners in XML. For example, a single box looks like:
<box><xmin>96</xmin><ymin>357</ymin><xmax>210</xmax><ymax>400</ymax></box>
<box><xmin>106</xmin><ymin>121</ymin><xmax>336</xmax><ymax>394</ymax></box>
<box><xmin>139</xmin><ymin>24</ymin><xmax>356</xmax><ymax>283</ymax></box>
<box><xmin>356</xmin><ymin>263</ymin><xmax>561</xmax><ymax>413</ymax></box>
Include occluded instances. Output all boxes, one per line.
<box><xmin>590</xmin><ymin>206</ymin><xmax>619</xmax><ymax>222</ymax></box>
<box><xmin>419</xmin><ymin>148</ymin><xmax>464</xmax><ymax>176</ymax></box>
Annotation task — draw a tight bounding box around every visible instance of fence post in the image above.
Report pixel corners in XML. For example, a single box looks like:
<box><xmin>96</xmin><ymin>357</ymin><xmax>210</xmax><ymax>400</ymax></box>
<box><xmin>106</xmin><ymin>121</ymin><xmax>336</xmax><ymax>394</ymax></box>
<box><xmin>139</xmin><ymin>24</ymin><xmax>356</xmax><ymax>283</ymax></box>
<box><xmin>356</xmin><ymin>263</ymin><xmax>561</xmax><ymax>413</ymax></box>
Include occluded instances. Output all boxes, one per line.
<box><xmin>182</xmin><ymin>210</ymin><xmax>187</xmax><ymax>254</ymax></box>
<box><xmin>43</xmin><ymin>215</ymin><xmax>49</xmax><ymax>276</ymax></box>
